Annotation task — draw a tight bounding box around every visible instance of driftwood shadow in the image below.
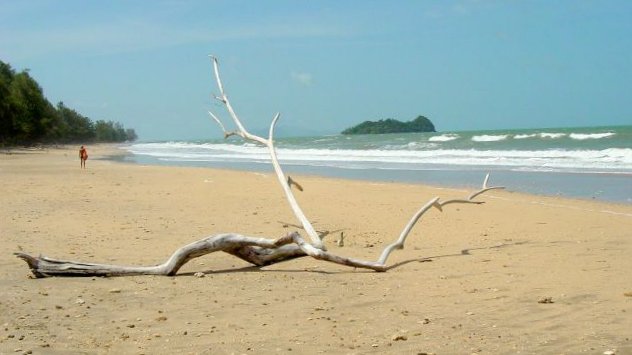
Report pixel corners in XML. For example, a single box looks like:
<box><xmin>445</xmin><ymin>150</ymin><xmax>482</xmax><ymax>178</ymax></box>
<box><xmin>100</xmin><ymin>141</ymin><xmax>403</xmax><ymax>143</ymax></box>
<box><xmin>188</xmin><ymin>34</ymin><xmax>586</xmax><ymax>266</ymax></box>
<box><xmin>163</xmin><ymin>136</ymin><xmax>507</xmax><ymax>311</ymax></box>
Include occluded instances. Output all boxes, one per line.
<box><xmin>386</xmin><ymin>240</ymin><xmax>529</xmax><ymax>271</ymax></box>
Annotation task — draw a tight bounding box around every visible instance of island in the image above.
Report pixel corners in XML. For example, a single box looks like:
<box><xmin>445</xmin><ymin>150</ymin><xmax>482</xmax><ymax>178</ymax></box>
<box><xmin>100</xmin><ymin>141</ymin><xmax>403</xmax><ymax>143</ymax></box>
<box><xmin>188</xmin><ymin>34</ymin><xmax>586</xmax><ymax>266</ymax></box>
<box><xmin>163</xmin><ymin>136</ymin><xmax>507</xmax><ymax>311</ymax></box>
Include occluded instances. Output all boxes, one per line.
<box><xmin>341</xmin><ymin>115</ymin><xmax>436</xmax><ymax>135</ymax></box>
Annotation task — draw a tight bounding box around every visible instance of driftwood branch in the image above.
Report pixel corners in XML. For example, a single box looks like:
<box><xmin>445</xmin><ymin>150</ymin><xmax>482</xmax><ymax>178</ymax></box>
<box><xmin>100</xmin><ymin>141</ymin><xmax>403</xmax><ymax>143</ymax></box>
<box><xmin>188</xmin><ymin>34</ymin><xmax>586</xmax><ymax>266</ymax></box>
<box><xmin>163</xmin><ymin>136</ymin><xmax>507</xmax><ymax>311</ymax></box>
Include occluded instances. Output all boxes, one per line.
<box><xmin>15</xmin><ymin>56</ymin><xmax>504</xmax><ymax>278</ymax></box>
<box><xmin>15</xmin><ymin>176</ymin><xmax>502</xmax><ymax>277</ymax></box>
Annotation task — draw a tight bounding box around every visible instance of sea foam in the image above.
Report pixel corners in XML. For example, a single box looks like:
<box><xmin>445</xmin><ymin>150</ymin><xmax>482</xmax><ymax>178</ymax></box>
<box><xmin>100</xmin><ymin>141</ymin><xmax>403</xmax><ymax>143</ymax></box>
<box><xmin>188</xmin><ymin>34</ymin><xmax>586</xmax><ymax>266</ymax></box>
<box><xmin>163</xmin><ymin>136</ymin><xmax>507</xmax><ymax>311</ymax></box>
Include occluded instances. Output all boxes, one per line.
<box><xmin>539</xmin><ymin>132</ymin><xmax>566</xmax><ymax>139</ymax></box>
<box><xmin>429</xmin><ymin>134</ymin><xmax>459</xmax><ymax>142</ymax></box>
<box><xmin>471</xmin><ymin>134</ymin><xmax>509</xmax><ymax>142</ymax></box>
<box><xmin>513</xmin><ymin>134</ymin><xmax>537</xmax><ymax>139</ymax></box>
<box><xmin>126</xmin><ymin>142</ymin><xmax>632</xmax><ymax>173</ymax></box>
<box><xmin>569</xmin><ymin>132</ymin><xmax>615</xmax><ymax>140</ymax></box>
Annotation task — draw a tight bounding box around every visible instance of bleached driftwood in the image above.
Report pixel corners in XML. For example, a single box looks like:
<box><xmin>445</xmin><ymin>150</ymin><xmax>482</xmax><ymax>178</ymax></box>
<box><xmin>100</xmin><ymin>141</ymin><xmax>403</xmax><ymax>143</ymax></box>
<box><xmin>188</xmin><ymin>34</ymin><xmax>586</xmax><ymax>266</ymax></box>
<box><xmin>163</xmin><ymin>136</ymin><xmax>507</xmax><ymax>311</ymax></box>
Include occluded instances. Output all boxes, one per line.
<box><xmin>15</xmin><ymin>56</ymin><xmax>503</xmax><ymax>278</ymax></box>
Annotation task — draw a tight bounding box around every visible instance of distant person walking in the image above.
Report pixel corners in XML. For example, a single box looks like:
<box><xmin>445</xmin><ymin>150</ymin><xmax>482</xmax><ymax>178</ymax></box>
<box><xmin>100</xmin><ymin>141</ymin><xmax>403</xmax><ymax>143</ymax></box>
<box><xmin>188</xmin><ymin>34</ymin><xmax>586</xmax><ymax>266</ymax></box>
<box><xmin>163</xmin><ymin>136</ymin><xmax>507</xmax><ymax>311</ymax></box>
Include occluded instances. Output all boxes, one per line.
<box><xmin>79</xmin><ymin>146</ymin><xmax>88</xmax><ymax>169</ymax></box>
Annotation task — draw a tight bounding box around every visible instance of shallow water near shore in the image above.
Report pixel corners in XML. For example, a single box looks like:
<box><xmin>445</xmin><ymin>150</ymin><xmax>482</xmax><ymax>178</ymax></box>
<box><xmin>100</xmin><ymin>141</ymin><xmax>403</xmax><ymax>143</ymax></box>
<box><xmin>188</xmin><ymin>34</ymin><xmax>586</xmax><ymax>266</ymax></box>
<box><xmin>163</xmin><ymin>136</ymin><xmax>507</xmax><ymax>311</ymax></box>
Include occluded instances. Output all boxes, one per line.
<box><xmin>111</xmin><ymin>153</ymin><xmax>631</xmax><ymax>204</ymax></box>
<box><xmin>118</xmin><ymin>125</ymin><xmax>632</xmax><ymax>204</ymax></box>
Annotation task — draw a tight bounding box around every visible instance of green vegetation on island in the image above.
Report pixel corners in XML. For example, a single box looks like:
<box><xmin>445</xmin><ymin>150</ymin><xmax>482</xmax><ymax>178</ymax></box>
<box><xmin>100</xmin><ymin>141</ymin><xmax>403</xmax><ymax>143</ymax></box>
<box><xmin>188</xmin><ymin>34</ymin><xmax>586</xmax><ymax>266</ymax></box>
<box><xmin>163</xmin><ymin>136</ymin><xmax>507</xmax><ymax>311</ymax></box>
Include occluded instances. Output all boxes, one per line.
<box><xmin>341</xmin><ymin>116</ymin><xmax>436</xmax><ymax>135</ymax></box>
<box><xmin>0</xmin><ymin>60</ymin><xmax>137</xmax><ymax>146</ymax></box>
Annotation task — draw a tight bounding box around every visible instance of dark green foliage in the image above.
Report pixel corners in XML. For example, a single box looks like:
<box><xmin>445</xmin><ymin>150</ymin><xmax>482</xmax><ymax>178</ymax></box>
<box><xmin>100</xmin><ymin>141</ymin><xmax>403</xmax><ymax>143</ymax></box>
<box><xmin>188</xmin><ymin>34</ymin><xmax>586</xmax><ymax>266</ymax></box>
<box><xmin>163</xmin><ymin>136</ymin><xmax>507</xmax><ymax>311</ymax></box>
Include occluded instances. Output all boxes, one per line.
<box><xmin>56</xmin><ymin>102</ymin><xmax>95</xmax><ymax>142</ymax></box>
<box><xmin>0</xmin><ymin>61</ymin><xmax>17</xmax><ymax>143</ymax></box>
<box><xmin>0</xmin><ymin>59</ymin><xmax>137</xmax><ymax>146</ymax></box>
<box><xmin>95</xmin><ymin>120</ymin><xmax>127</xmax><ymax>142</ymax></box>
<box><xmin>341</xmin><ymin>115</ymin><xmax>436</xmax><ymax>135</ymax></box>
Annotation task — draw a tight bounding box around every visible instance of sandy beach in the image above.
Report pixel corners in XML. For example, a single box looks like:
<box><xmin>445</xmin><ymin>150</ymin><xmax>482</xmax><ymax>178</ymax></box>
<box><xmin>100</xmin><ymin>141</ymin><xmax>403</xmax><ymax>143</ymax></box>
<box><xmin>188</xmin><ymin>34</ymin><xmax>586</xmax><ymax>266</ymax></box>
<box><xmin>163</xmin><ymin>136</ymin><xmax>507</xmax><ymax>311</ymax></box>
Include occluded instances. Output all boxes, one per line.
<box><xmin>1</xmin><ymin>145</ymin><xmax>631</xmax><ymax>354</ymax></box>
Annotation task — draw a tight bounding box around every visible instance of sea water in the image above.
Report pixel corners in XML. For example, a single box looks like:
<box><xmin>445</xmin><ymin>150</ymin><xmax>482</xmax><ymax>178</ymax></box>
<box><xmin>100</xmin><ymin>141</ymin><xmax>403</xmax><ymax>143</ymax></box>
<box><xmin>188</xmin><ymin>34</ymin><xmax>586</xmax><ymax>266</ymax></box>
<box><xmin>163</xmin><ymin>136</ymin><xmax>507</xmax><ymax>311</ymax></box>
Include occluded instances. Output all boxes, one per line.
<box><xmin>120</xmin><ymin>125</ymin><xmax>632</xmax><ymax>204</ymax></box>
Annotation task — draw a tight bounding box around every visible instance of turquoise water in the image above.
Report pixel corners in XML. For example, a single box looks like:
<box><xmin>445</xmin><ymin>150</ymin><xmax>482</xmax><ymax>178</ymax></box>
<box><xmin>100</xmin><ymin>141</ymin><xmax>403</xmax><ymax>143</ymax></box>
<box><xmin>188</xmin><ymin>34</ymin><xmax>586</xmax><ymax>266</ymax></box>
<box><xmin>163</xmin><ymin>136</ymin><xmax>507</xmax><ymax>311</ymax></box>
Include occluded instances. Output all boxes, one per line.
<box><xmin>122</xmin><ymin>125</ymin><xmax>632</xmax><ymax>203</ymax></box>
<box><xmin>282</xmin><ymin>125</ymin><xmax>632</xmax><ymax>152</ymax></box>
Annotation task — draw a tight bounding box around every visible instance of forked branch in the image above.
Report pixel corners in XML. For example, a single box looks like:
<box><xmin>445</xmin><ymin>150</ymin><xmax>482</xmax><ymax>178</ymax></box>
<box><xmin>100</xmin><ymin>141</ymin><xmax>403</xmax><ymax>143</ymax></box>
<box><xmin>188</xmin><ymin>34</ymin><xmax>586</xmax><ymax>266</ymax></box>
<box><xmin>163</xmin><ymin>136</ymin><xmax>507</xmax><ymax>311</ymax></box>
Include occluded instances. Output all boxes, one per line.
<box><xmin>207</xmin><ymin>56</ymin><xmax>323</xmax><ymax>249</ymax></box>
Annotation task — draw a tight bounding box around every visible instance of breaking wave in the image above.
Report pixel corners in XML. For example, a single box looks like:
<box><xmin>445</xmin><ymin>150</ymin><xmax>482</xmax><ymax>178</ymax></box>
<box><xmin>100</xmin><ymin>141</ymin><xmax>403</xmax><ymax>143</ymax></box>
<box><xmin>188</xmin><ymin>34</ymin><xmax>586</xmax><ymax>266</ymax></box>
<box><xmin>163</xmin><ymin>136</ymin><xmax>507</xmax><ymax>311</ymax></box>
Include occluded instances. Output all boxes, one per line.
<box><xmin>126</xmin><ymin>142</ymin><xmax>632</xmax><ymax>173</ymax></box>
<box><xmin>471</xmin><ymin>134</ymin><xmax>509</xmax><ymax>142</ymax></box>
<box><xmin>569</xmin><ymin>132</ymin><xmax>615</xmax><ymax>140</ymax></box>
<box><xmin>429</xmin><ymin>134</ymin><xmax>460</xmax><ymax>142</ymax></box>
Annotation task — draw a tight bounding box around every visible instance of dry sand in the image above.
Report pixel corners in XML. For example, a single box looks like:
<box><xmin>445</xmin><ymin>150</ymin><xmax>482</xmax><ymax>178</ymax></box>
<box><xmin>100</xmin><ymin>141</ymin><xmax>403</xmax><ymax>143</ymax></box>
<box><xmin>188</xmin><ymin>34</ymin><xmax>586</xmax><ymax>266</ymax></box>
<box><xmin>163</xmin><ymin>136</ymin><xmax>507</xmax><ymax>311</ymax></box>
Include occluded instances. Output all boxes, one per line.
<box><xmin>1</xmin><ymin>145</ymin><xmax>631</xmax><ymax>354</ymax></box>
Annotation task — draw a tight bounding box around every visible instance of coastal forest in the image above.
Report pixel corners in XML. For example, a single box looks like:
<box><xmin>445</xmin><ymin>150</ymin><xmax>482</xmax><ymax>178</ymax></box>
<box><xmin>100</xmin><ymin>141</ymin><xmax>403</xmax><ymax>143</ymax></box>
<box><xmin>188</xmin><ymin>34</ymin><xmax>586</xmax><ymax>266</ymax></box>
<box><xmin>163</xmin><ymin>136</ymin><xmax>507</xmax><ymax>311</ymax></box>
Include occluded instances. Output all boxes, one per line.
<box><xmin>342</xmin><ymin>115</ymin><xmax>436</xmax><ymax>135</ymax></box>
<box><xmin>0</xmin><ymin>60</ymin><xmax>137</xmax><ymax>146</ymax></box>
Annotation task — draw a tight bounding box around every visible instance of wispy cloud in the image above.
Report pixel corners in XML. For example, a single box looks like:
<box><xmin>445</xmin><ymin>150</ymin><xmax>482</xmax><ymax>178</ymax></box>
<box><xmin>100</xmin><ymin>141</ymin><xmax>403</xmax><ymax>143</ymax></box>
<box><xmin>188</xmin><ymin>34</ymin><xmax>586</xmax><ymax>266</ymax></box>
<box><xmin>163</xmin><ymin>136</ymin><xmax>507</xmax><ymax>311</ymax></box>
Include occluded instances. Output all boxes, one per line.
<box><xmin>423</xmin><ymin>0</ymin><xmax>483</xmax><ymax>19</ymax></box>
<box><xmin>291</xmin><ymin>71</ymin><xmax>313</xmax><ymax>86</ymax></box>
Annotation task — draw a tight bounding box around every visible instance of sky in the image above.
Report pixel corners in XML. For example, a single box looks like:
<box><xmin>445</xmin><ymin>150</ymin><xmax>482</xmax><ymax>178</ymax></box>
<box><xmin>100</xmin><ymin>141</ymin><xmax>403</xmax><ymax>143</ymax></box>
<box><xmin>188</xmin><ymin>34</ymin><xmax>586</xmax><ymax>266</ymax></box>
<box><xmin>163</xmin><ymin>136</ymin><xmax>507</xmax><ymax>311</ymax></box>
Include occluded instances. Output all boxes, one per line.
<box><xmin>1</xmin><ymin>0</ymin><xmax>631</xmax><ymax>140</ymax></box>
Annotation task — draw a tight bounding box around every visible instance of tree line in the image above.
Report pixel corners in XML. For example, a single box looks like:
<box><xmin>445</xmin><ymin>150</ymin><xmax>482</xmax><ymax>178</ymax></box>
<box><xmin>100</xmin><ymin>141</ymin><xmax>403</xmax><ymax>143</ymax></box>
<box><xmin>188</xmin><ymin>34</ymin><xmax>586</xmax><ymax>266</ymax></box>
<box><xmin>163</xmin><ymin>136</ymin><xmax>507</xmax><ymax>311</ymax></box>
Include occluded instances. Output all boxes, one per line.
<box><xmin>0</xmin><ymin>60</ymin><xmax>137</xmax><ymax>146</ymax></box>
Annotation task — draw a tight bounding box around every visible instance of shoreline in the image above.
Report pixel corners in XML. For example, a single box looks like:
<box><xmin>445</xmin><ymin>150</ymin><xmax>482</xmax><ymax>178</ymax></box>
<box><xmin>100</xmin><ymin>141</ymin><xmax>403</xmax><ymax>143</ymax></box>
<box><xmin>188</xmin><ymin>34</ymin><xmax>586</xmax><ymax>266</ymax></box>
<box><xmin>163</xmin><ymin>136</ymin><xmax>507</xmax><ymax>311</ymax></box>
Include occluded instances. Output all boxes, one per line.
<box><xmin>2</xmin><ymin>145</ymin><xmax>631</xmax><ymax>354</ymax></box>
<box><xmin>114</xmin><ymin>143</ymin><xmax>632</xmax><ymax>206</ymax></box>
<box><xmin>7</xmin><ymin>143</ymin><xmax>632</xmax><ymax>218</ymax></box>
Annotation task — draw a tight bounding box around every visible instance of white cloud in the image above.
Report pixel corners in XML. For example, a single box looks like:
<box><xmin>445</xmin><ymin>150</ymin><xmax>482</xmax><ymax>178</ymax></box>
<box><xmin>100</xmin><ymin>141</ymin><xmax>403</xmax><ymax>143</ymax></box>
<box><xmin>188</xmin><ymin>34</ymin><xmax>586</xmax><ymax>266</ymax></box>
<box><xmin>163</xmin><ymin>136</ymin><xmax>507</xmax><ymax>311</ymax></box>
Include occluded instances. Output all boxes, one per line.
<box><xmin>291</xmin><ymin>72</ymin><xmax>313</xmax><ymax>86</ymax></box>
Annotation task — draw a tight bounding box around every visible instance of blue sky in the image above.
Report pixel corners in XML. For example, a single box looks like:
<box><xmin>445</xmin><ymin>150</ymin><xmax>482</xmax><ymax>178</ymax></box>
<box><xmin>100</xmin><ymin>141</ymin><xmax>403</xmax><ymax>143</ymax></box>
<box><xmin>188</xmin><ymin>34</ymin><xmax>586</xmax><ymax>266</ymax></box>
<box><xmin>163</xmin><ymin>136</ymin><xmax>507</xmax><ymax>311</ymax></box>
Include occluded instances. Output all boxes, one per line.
<box><xmin>1</xmin><ymin>0</ymin><xmax>630</xmax><ymax>140</ymax></box>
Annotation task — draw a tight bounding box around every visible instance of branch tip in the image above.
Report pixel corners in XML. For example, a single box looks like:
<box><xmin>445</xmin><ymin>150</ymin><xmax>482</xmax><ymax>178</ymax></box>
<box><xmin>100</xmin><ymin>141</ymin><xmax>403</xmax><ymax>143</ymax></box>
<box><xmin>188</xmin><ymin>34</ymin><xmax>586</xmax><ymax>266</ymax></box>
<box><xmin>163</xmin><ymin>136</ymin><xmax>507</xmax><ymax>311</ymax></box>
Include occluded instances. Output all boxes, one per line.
<box><xmin>287</xmin><ymin>176</ymin><xmax>304</xmax><ymax>192</ymax></box>
<box><xmin>268</xmin><ymin>113</ymin><xmax>281</xmax><ymax>141</ymax></box>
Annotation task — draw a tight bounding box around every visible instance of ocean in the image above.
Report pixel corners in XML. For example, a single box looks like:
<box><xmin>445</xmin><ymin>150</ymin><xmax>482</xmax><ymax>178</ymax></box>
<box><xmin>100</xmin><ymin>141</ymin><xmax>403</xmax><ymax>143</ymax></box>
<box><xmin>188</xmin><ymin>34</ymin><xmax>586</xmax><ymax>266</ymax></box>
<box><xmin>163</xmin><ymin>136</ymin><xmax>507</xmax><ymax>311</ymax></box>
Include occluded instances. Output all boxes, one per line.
<box><xmin>120</xmin><ymin>125</ymin><xmax>632</xmax><ymax>204</ymax></box>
